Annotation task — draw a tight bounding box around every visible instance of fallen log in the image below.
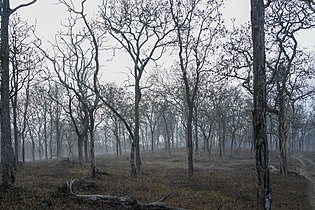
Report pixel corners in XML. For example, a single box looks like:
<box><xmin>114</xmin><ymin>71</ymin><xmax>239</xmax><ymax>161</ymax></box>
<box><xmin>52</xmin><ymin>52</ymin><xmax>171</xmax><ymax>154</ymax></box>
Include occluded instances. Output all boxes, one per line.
<box><xmin>66</xmin><ymin>180</ymin><xmax>187</xmax><ymax>210</ymax></box>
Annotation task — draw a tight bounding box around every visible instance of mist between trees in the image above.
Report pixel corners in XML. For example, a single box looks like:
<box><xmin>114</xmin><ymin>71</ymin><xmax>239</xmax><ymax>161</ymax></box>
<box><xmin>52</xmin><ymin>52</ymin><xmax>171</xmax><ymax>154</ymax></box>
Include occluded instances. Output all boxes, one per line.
<box><xmin>1</xmin><ymin>0</ymin><xmax>315</xmax><ymax>209</ymax></box>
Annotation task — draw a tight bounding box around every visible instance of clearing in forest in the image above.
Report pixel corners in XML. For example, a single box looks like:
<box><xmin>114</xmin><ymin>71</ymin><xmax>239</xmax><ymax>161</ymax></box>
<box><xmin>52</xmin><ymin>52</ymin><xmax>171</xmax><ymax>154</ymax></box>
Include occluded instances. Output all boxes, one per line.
<box><xmin>0</xmin><ymin>150</ymin><xmax>312</xmax><ymax>210</ymax></box>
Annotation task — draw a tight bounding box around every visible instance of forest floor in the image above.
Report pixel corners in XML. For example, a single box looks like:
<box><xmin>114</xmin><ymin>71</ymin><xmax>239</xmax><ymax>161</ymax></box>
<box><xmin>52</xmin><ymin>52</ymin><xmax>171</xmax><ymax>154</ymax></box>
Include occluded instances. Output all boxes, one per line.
<box><xmin>292</xmin><ymin>153</ymin><xmax>315</xmax><ymax>209</ymax></box>
<box><xmin>0</xmin><ymin>149</ymin><xmax>312</xmax><ymax>210</ymax></box>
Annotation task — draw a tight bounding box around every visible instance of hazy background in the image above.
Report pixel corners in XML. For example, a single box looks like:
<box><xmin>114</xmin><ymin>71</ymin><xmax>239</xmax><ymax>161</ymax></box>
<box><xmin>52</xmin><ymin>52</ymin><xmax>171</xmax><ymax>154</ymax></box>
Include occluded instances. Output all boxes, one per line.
<box><xmin>15</xmin><ymin>0</ymin><xmax>315</xmax><ymax>84</ymax></box>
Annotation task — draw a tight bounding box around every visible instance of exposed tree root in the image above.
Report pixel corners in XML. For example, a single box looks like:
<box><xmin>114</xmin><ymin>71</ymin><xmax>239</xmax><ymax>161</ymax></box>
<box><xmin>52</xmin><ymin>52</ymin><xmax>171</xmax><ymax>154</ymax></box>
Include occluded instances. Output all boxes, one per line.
<box><xmin>66</xmin><ymin>180</ymin><xmax>186</xmax><ymax>210</ymax></box>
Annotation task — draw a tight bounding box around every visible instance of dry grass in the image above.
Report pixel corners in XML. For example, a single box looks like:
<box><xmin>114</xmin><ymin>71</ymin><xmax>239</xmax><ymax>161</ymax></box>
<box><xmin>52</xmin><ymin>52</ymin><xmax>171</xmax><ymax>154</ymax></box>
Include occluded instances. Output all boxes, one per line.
<box><xmin>0</xmin><ymin>150</ymin><xmax>311</xmax><ymax>210</ymax></box>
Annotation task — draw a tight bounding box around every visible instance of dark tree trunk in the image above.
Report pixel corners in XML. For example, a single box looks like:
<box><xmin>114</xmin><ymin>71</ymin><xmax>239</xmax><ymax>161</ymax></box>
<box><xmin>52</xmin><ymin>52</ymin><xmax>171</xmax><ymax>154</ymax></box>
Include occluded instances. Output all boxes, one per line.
<box><xmin>21</xmin><ymin>84</ymin><xmax>31</xmax><ymax>163</ymax></box>
<box><xmin>78</xmin><ymin>135</ymin><xmax>84</xmax><ymax>164</ymax></box>
<box><xmin>84</xmin><ymin>135</ymin><xmax>89</xmax><ymax>163</ymax></box>
<box><xmin>194</xmin><ymin>106</ymin><xmax>198</xmax><ymax>155</ymax></box>
<box><xmin>131</xmin><ymin>76</ymin><xmax>141</xmax><ymax>176</ymax></box>
<box><xmin>278</xmin><ymin>94</ymin><xmax>288</xmax><ymax>176</ymax></box>
<box><xmin>44</xmin><ymin>101</ymin><xmax>48</xmax><ymax>160</ymax></box>
<box><xmin>55</xmin><ymin>97</ymin><xmax>61</xmax><ymax>160</ymax></box>
<box><xmin>49</xmin><ymin>110</ymin><xmax>54</xmax><ymax>159</ymax></box>
<box><xmin>151</xmin><ymin>127</ymin><xmax>155</xmax><ymax>154</ymax></box>
<box><xmin>187</xmin><ymin>105</ymin><xmax>194</xmax><ymax>179</ymax></box>
<box><xmin>89</xmin><ymin>111</ymin><xmax>96</xmax><ymax>177</ymax></box>
<box><xmin>37</xmin><ymin>119</ymin><xmax>42</xmax><ymax>160</ymax></box>
<box><xmin>12</xmin><ymin>93</ymin><xmax>19</xmax><ymax>163</ymax></box>
<box><xmin>162</xmin><ymin>113</ymin><xmax>171</xmax><ymax>156</ymax></box>
<box><xmin>1</xmin><ymin>0</ymin><xmax>16</xmax><ymax>186</ymax></box>
<box><xmin>218</xmin><ymin>120</ymin><xmax>222</xmax><ymax>158</ymax></box>
<box><xmin>251</xmin><ymin>0</ymin><xmax>272</xmax><ymax>209</ymax></box>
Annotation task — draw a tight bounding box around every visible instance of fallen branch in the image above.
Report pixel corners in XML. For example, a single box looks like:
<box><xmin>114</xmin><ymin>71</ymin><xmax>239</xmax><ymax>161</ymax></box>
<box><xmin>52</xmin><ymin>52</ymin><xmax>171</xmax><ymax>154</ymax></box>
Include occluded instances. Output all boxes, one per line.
<box><xmin>94</xmin><ymin>168</ymin><xmax>109</xmax><ymax>178</ymax></box>
<box><xmin>66</xmin><ymin>180</ymin><xmax>187</xmax><ymax>210</ymax></box>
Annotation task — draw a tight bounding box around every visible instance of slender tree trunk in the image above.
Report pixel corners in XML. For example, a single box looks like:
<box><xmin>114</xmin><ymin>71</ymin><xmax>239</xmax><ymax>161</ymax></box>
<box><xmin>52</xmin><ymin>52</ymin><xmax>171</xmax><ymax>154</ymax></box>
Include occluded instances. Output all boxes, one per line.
<box><xmin>44</xmin><ymin>102</ymin><xmax>48</xmax><ymax>160</ymax></box>
<box><xmin>130</xmin><ymin>141</ymin><xmax>137</xmax><ymax>177</ymax></box>
<box><xmin>218</xmin><ymin>120</ymin><xmax>222</xmax><ymax>158</ymax></box>
<box><xmin>194</xmin><ymin>106</ymin><xmax>198</xmax><ymax>155</ymax></box>
<box><xmin>84</xmin><ymin>135</ymin><xmax>89</xmax><ymax>163</ymax></box>
<box><xmin>131</xmin><ymin>77</ymin><xmax>141</xmax><ymax>176</ymax></box>
<box><xmin>49</xmin><ymin>111</ymin><xmax>54</xmax><ymax>159</ymax></box>
<box><xmin>104</xmin><ymin>128</ymin><xmax>108</xmax><ymax>154</ymax></box>
<box><xmin>28</xmin><ymin>125</ymin><xmax>36</xmax><ymax>162</ymax></box>
<box><xmin>187</xmin><ymin>105</ymin><xmax>194</xmax><ymax>179</ymax></box>
<box><xmin>37</xmin><ymin>121</ymin><xmax>42</xmax><ymax>160</ymax></box>
<box><xmin>55</xmin><ymin>108</ymin><xmax>61</xmax><ymax>160</ymax></box>
<box><xmin>89</xmin><ymin>112</ymin><xmax>96</xmax><ymax>177</ymax></box>
<box><xmin>115</xmin><ymin>120</ymin><xmax>120</xmax><ymax>157</ymax></box>
<box><xmin>251</xmin><ymin>0</ymin><xmax>272</xmax><ymax>209</ymax></box>
<box><xmin>278</xmin><ymin>95</ymin><xmax>288</xmax><ymax>176</ymax></box>
<box><xmin>78</xmin><ymin>135</ymin><xmax>84</xmax><ymax>164</ymax></box>
<box><xmin>1</xmin><ymin>0</ymin><xmax>16</xmax><ymax>186</ymax></box>
<box><xmin>150</xmin><ymin>126</ymin><xmax>155</xmax><ymax>154</ymax></box>
<box><xmin>12</xmin><ymin>93</ymin><xmax>19</xmax><ymax>163</ymax></box>
<box><xmin>222</xmin><ymin>116</ymin><xmax>226</xmax><ymax>156</ymax></box>
<box><xmin>162</xmin><ymin>113</ymin><xmax>171</xmax><ymax>156</ymax></box>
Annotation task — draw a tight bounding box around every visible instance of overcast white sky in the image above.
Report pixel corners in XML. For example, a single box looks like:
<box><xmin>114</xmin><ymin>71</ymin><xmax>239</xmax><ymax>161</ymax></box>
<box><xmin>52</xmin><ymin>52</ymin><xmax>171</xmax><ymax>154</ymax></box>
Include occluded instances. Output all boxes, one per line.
<box><xmin>15</xmin><ymin>0</ymin><xmax>315</xmax><ymax>84</ymax></box>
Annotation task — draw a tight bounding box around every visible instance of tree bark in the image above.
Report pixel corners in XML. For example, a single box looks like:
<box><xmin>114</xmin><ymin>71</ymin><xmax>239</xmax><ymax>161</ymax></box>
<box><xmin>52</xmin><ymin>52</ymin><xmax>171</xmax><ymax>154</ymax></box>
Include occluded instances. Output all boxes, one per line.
<box><xmin>250</xmin><ymin>0</ymin><xmax>272</xmax><ymax>209</ymax></box>
<box><xmin>1</xmin><ymin>0</ymin><xmax>16</xmax><ymax>186</ymax></box>
<box><xmin>89</xmin><ymin>111</ymin><xmax>96</xmax><ymax>177</ymax></box>
<box><xmin>131</xmin><ymin>75</ymin><xmax>142</xmax><ymax>176</ymax></box>
<box><xmin>278</xmin><ymin>95</ymin><xmax>288</xmax><ymax>176</ymax></box>
<box><xmin>187</xmin><ymin>105</ymin><xmax>194</xmax><ymax>179</ymax></box>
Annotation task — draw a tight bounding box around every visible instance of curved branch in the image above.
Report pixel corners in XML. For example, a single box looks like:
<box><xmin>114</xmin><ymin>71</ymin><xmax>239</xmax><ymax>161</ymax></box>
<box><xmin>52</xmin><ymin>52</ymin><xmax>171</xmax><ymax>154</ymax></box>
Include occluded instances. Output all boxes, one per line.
<box><xmin>10</xmin><ymin>0</ymin><xmax>37</xmax><ymax>14</ymax></box>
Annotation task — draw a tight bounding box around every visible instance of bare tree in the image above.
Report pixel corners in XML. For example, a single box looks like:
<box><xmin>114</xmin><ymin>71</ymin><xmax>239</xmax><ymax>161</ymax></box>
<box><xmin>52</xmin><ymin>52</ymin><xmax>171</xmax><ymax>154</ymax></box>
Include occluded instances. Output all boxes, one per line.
<box><xmin>36</xmin><ymin>0</ymin><xmax>103</xmax><ymax>176</ymax></box>
<box><xmin>100</xmin><ymin>0</ymin><xmax>174</xmax><ymax>176</ymax></box>
<box><xmin>169</xmin><ymin>0</ymin><xmax>225</xmax><ymax>179</ymax></box>
<box><xmin>265</xmin><ymin>0</ymin><xmax>315</xmax><ymax>176</ymax></box>
<box><xmin>0</xmin><ymin>0</ymin><xmax>37</xmax><ymax>187</ymax></box>
<box><xmin>9</xmin><ymin>14</ymin><xmax>43</xmax><ymax>163</ymax></box>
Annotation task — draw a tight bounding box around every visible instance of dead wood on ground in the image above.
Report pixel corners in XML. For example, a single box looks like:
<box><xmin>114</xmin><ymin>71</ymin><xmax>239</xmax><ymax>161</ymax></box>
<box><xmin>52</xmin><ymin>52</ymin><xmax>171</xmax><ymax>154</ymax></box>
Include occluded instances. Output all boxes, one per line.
<box><xmin>65</xmin><ymin>179</ymin><xmax>187</xmax><ymax>210</ymax></box>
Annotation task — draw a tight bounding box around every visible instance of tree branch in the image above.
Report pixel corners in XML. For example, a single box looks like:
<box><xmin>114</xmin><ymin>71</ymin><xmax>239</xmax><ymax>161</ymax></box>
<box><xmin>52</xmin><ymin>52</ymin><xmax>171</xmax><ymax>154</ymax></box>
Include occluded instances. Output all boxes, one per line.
<box><xmin>10</xmin><ymin>0</ymin><xmax>38</xmax><ymax>14</ymax></box>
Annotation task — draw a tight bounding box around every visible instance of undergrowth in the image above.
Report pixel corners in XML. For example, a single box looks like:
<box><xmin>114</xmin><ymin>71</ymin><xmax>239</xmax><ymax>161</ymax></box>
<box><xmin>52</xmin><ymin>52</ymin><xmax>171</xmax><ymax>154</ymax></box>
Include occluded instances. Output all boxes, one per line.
<box><xmin>0</xmin><ymin>150</ymin><xmax>311</xmax><ymax>210</ymax></box>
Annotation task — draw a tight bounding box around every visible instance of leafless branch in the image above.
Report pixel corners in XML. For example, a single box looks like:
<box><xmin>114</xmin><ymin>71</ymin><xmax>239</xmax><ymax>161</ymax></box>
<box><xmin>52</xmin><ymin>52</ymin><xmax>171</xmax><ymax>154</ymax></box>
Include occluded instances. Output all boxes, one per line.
<box><xmin>10</xmin><ymin>0</ymin><xmax>38</xmax><ymax>14</ymax></box>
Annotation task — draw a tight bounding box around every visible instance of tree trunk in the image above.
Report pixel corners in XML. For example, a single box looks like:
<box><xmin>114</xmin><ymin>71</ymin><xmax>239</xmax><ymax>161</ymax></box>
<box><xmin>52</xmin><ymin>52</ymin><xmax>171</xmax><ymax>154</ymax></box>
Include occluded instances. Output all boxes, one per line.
<box><xmin>28</xmin><ymin>125</ymin><xmax>36</xmax><ymax>162</ymax></box>
<box><xmin>12</xmin><ymin>93</ymin><xmax>19</xmax><ymax>163</ymax></box>
<box><xmin>131</xmin><ymin>77</ymin><xmax>141</xmax><ymax>176</ymax></box>
<box><xmin>130</xmin><ymin>141</ymin><xmax>137</xmax><ymax>177</ymax></box>
<box><xmin>89</xmin><ymin>112</ymin><xmax>96</xmax><ymax>177</ymax></box>
<box><xmin>37</xmin><ymin>120</ymin><xmax>42</xmax><ymax>160</ymax></box>
<box><xmin>150</xmin><ymin>125</ymin><xmax>155</xmax><ymax>154</ymax></box>
<box><xmin>278</xmin><ymin>97</ymin><xmax>288</xmax><ymax>176</ymax></box>
<box><xmin>162</xmin><ymin>113</ymin><xmax>171</xmax><ymax>156</ymax></box>
<box><xmin>218</xmin><ymin>120</ymin><xmax>222</xmax><ymax>158</ymax></box>
<box><xmin>251</xmin><ymin>0</ymin><xmax>272</xmax><ymax>209</ymax></box>
<box><xmin>21</xmin><ymin>84</ymin><xmax>30</xmax><ymax>163</ymax></box>
<box><xmin>1</xmin><ymin>0</ymin><xmax>16</xmax><ymax>186</ymax></box>
<box><xmin>84</xmin><ymin>135</ymin><xmax>89</xmax><ymax>163</ymax></box>
<box><xmin>78</xmin><ymin>135</ymin><xmax>84</xmax><ymax>164</ymax></box>
<box><xmin>187</xmin><ymin>105</ymin><xmax>194</xmax><ymax>179</ymax></box>
<box><xmin>44</xmin><ymin>101</ymin><xmax>48</xmax><ymax>160</ymax></box>
<box><xmin>49</xmin><ymin>110</ymin><xmax>54</xmax><ymax>159</ymax></box>
<box><xmin>194</xmin><ymin>105</ymin><xmax>198</xmax><ymax>155</ymax></box>
<box><xmin>55</xmin><ymin>104</ymin><xmax>61</xmax><ymax>160</ymax></box>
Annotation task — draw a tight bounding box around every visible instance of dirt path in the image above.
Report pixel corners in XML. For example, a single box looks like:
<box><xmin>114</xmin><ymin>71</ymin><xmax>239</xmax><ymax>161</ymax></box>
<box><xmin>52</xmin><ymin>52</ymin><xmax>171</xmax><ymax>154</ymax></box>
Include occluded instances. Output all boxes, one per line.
<box><xmin>292</xmin><ymin>154</ymin><xmax>315</xmax><ymax>208</ymax></box>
